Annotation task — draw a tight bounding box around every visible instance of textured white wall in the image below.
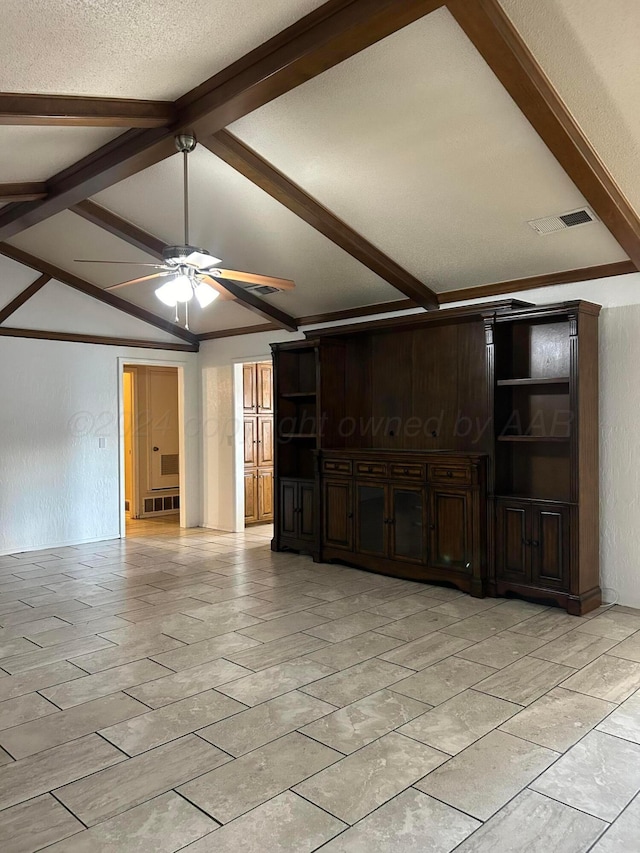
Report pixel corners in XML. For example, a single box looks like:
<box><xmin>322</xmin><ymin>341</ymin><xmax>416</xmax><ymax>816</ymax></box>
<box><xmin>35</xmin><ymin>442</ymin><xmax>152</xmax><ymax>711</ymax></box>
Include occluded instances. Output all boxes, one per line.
<box><xmin>0</xmin><ymin>336</ymin><xmax>200</xmax><ymax>555</ymax></box>
<box><xmin>599</xmin><ymin>304</ymin><xmax>640</xmax><ymax>607</ymax></box>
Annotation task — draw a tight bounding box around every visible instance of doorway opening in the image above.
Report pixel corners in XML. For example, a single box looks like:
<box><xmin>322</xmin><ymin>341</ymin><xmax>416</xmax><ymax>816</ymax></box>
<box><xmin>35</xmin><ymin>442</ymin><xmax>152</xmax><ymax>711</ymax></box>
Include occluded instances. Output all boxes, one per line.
<box><xmin>121</xmin><ymin>363</ymin><xmax>183</xmax><ymax>537</ymax></box>
<box><xmin>241</xmin><ymin>360</ymin><xmax>274</xmax><ymax>528</ymax></box>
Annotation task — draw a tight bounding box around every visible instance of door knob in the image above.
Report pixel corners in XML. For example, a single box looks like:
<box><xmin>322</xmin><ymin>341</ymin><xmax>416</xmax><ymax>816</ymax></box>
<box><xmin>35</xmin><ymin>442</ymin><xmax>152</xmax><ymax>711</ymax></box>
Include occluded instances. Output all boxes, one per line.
<box><xmin>153</xmin><ymin>446</ymin><xmax>159</xmax><ymax>452</ymax></box>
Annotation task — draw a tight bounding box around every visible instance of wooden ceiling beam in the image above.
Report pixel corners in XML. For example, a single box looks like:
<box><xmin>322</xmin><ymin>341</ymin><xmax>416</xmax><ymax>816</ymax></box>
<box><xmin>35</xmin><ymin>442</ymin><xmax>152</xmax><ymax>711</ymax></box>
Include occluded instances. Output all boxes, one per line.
<box><xmin>0</xmin><ymin>182</ymin><xmax>47</xmax><ymax>202</ymax></box>
<box><xmin>0</xmin><ymin>327</ymin><xmax>197</xmax><ymax>351</ymax></box>
<box><xmin>0</xmin><ymin>243</ymin><xmax>198</xmax><ymax>345</ymax></box>
<box><xmin>447</xmin><ymin>0</ymin><xmax>640</xmax><ymax>269</ymax></box>
<box><xmin>68</xmin><ymin>201</ymin><xmax>299</xmax><ymax>331</ymax></box>
<box><xmin>203</xmin><ymin>132</ymin><xmax>440</xmax><ymax>309</ymax></box>
<box><xmin>0</xmin><ymin>0</ymin><xmax>444</xmax><ymax>241</ymax></box>
<box><xmin>72</xmin><ymin>200</ymin><xmax>166</xmax><ymax>259</ymax></box>
<box><xmin>438</xmin><ymin>260</ymin><xmax>637</xmax><ymax>304</ymax></box>
<box><xmin>0</xmin><ymin>93</ymin><xmax>175</xmax><ymax>127</ymax></box>
<box><xmin>0</xmin><ymin>273</ymin><xmax>51</xmax><ymax>324</ymax></box>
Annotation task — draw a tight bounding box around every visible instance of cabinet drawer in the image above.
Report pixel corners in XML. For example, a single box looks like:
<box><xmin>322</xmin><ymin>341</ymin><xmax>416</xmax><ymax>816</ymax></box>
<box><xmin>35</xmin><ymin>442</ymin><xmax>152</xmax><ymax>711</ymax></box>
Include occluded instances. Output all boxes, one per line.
<box><xmin>390</xmin><ymin>463</ymin><xmax>425</xmax><ymax>481</ymax></box>
<box><xmin>356</xmin><ymin>461</ymin><xmax>387</xmax><ymax>477</ymax></box>
<box><xmin>429</xmin><ymin>464</ymin><xmax>472</xmax><ymax>485</ymax></box>
<box><xmin>322</xmin><ymin>459</ymin><xmax>352</xmax><ymax>476</ymax></box>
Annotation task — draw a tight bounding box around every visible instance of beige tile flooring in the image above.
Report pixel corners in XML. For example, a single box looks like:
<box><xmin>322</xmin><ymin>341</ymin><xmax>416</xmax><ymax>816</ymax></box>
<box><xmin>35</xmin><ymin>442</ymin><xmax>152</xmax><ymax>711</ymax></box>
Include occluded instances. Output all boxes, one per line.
<box><xmin>0</xmin><ymin>523</ymin><xmax>639</xmax><ymax>851</ymax></box>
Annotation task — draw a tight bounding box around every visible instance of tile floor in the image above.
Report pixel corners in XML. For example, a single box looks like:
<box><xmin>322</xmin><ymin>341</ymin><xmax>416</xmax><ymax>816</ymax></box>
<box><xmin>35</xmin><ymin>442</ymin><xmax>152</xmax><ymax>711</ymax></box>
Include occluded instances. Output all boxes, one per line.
<box><xmin>0</xmin><ymin>521</ymin><xmax>639</xmax><ymax>851</ymax></box>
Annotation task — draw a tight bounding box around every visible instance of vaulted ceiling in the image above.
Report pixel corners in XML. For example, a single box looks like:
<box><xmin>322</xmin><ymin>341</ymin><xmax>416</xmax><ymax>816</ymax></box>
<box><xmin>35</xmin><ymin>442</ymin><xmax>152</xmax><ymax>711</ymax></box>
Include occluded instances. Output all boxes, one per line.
<box><xmin>1</xmin><ymin>0</ymin><xmax>639</xmax><ymax>349</ymax></box>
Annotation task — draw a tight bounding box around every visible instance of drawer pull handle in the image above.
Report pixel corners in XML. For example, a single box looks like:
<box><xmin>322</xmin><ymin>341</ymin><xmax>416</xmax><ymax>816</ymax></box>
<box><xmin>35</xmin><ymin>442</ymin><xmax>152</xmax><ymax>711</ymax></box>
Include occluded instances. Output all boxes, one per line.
<box><xmin>403</xmin><ymin>468</ymin><xmax>409</xmax><ymax>474</ymax></box>
<box><xmin>531</xmin><ymin>539</ymin><xmax>540</xmax><ymax>547</ymax></box>
<box><xmin>347</xmin><ymin>512</ymin><xmax>353</xmax><ymax>519</ymax></box>
<box><xmin>446</xmin><ymin>471</ymin><xmax>453</xmax><ymax>478</ymax></box>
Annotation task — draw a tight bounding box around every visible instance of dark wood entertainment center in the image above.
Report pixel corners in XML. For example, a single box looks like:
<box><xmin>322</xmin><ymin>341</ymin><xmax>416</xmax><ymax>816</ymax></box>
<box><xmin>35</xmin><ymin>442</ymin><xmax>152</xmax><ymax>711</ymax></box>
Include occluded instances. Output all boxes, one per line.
<box><xmin>271</xmin><ymin>299</ymin><xmax>601</xmax><ymax>615</ymax></box>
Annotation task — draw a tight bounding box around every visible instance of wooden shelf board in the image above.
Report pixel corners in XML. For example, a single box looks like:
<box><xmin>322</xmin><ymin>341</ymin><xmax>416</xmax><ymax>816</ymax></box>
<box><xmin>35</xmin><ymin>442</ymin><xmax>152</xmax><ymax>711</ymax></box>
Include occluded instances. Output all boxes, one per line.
<box><xmin>497</xmin><ymin>377</ymin><xmax>570</xmax><ymax>386</ymax></box>
<box><xmin>278</xmin><ymin>433</ymin><xmax>317</xmax><ymax>439</ymax></box>
<box><xmin>497</xmin><ymin>435</ymin><xmax>570</xmax><ymax>442</ymax></box>
<box><xmin>279</xmin><ymin>391</ymin><xmax>317</xmax><ymax>399</ymax></box>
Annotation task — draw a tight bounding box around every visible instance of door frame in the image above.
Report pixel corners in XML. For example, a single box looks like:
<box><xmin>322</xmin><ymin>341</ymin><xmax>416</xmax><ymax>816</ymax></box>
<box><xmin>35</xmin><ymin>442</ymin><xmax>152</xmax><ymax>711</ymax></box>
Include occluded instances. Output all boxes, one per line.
<box><xmin>118</xmin><ymin>356</ymin><xmax>190</xmax><ymax>537</ymax></box>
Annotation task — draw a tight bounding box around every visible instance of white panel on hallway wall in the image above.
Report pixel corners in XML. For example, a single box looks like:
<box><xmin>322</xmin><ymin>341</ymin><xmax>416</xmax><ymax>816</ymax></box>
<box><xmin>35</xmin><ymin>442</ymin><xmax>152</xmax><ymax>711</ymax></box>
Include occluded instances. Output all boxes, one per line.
<box><xmin>0</xmin><ymin>336</ymin><xmax>200</xmax><ymax>555</ymax></box>
<box><xmin>7</xmin><ymin>280</ymin><xmax>184</xmax><ymax>341</ymax></box>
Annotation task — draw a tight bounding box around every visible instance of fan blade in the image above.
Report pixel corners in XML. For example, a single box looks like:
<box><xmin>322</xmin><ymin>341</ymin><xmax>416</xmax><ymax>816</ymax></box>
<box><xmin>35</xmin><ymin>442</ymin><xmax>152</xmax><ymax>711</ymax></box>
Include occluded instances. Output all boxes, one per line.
<box><xmin>105</xmin><ymin>272</ymin><xmax>171</xmax><ymax>290</ymax></box>
<box><xmin>213</xmin><ymin>269</ymin><xmax>295</xmax><ymax>290</ymax></box>
<box><xmin>198</xmin><ymin>275</ymin><xmax>236</xmax><ymax>301</ymax></box>
<box><xmin>74</xmin><ymin>259</ymin><xmax>165</xmax><ymax>267</ymax></box>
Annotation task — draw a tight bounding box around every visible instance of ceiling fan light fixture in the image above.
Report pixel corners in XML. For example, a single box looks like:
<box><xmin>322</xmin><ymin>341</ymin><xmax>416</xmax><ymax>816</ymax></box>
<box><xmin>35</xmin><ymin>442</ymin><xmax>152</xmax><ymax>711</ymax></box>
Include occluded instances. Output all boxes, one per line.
<box><xmin>155</xmin><ymin>274</ymin><xmax>193</xmax><ymax>306</ymax></box>
<box><xmin>194</xmin><ymin>281</ymin><xmax>219</xmax><ymax>308</ymax></box>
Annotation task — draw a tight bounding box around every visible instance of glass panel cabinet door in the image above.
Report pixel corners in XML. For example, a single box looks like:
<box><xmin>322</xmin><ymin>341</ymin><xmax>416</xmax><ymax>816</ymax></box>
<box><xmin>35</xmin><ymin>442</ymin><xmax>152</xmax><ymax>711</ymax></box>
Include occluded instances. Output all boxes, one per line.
<box><xmin>356</xmin><ymin>483</ymin><xmax>386</xmax><ymax>556</ymax></box>
<box><xmin>391</xmin><ymin>487</ymin><xmax>425</xmax><ymax>563</ymax></box>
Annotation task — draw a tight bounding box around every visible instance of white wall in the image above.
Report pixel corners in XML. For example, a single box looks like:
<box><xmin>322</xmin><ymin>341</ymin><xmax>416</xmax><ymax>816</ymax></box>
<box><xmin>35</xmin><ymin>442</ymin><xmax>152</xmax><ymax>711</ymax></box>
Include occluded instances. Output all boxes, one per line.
<box><xmin>0</xmin><ymin>336</ymin><xmax>200</xmax><ymax>555</ymax></box>
<box><xmin>200</xmin><ymin>329</ymin><xmax>303</xmax><ymax>532</ymax></box>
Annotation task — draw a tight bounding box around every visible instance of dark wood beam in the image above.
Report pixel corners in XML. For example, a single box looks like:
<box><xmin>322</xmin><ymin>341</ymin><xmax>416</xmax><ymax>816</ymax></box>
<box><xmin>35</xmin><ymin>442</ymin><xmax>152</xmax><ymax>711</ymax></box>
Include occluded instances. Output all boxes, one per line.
<box><xmin>437</xmin><ymin>260</ymin><xmax>637</xmax><ymax>304</ymax></box>
<box><xmin>198</xmin><ymin>323</ymin><xmax>281</xmax><ymax>341</ymax></box>
<box><xmin>299</xmin><ymin>298</ymin><xmax>417</xmax><ymax>326</ymax></box>
<box><xmin>0</xmin><ymin>0</ymin><xmax>444</xmax><ymax>241</ymax></box>
<box><xmin>0</xmin><ymin>94</ymin><xmax>175</xmax><ymax>128</ymax></box>
<box><xmin>0</xmin><ymin>273</ymin><xmax>51</xmax><ymax>324</ymax></box>
<box><xmin>69</xmin><ymin>202</ymin><xmax>299</xmax><ymax>331</ymax></box>
<box><xmin>447</xmin><ymin>0</ymin><xmax>640</xmax><ymax>268</ymax></box>
<box><xmin>0</xmin><ymin>243</ymin><xmax>198</xmax><ymax>345</ymax></box>
<box><xmin>0</xmin><ymin>182</ymin><xmax>47</xmax><ymax>202</ymax></box>
<box><xmin>72</xmin><ymin>201</ymin><xmax>165</xmax><ymax>259</ymax></box>
<box><xmin>203</xmin><ymin>132</ymin><xmax>439</xmax><ymax>309</ymax></box>
<box><xmin>209</xmin><ymin>275</ymin><xmax>298</xmax><ymax>331</ymax></box>
<box><xmin>0</xmin><ymin>327</ymin><xmax>197</xmax><ymax>351</ymax></box>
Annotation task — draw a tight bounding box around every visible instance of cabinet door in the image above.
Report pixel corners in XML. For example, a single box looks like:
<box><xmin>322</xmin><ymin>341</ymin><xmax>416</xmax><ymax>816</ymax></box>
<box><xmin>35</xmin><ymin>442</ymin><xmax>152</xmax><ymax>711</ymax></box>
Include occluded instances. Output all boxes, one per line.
<box><xmin>257</xmin><ymin>416</ymin><xmax>274</xmax><ymax>466</ymax></box>
<box><xmin>243</xmin><ymin>364</ymin><xmax>257</xmax><ymax>413</ymax></box>
<box><xmin>257</xmin><ymin>362</ymin><xmax>273</xmax><ymax>413</ymax></box>
<box><xmin>495</xmin><ymin>501</ymin><xmax>530</xmax><ymax>583</ymax></box>
<box><xmin>244</xmin><ymin>418</ymin><xmax>257</xmax><ymax>467</ymax></box>
<box><xmin>257</xmin><ymin>469</ymin><xmax>274</xmax><ymax>521</ymax></box>
<box><xmin>244</xmin><ymin>471</ymin><xmax>258</xmax><ymax>523</ymax></box>
<box><xmin>356</xmin><ymin>482</ymin><xmax>387</xmax><ymax>557</ymax></box>
<box><xmin>531</xmin><ymin>503</ymin><xmax>569</xmax><ymax>591</ymax></box>
<box><xmin>323</xmin><ymin>479</ymin><xmax>353</xmax><ymax>551</ymax></box>
<box><xmin>280</xmin><ymin>480</ymin><xmax>298</xmax><ymax>538</ymax></box>
<box><xmin>390</xmin><ymin>486</ymin><xmax>425</xmax><ymax>563</ymax></box>
<box><xmin>298</xmin><ymin>481</ymin><xmax>316</xmax><ymax>542</ymax></box>
<box><xmin>429</xmin><ymin>487</ymin><xmax>472</xmax><ymax>573</ymax></box>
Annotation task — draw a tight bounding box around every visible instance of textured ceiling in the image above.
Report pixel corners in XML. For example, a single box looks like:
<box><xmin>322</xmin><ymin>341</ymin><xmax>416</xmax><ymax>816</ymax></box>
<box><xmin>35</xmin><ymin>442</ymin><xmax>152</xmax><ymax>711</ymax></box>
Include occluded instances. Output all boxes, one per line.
<box><xmin>0</xmin><ymin>0</ymin><xmax>325</xmax><ymax>99</ymax></box>
<box><xmin>230</xmin><ymin>6</ymin><xmax>628</xmax><ymax>293</ymax></box>
<box><xmin>0</xmin><ymin>126</ymin><xmax>120</xmax><ymax>182</ymax></box>
<box><xmin>499</xmin><ymin>0</ymin><xmax>640</xmax><ymax>219</ymax></box>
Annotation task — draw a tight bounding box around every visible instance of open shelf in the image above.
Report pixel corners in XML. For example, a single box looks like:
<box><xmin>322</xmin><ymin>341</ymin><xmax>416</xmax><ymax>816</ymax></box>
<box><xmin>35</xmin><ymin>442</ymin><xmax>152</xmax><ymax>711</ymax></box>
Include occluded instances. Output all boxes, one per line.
<box><xmin>497</xmin><ymin>377</ymin><xmax>570</xmax><ymax>387</ymax></box>
<box><xmin>279</xmin><ymin>433</ymin><xmax>317</xmax><ymax>440</ymax></box>
<box><xmin>498</xmin><ymin>435</ymin><xmax>570</xmax><ymax>443</ymax></box>
<box><xmin>279</xmin><ymin>392</ymin><xmax>317</xmax><ymax>400</ymax></box>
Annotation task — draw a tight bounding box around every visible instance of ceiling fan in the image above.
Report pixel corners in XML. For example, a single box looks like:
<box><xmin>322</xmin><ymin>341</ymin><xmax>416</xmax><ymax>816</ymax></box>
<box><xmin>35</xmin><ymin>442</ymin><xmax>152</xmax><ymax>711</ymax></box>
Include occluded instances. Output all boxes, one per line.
<box><xmin>74</xmin><ymin>133</ymin><xmax>295</xmax><ymax>328</ymax></box>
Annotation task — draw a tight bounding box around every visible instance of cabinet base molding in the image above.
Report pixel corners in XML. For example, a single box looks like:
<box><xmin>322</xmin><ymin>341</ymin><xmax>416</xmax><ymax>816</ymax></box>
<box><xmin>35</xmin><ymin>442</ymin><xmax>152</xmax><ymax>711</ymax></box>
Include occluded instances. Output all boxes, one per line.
<box><xmin>321</xmin><ymin>547</ymin><xmax>484</xmax><ymax>597</ymax></box>
<box><xmin>491</xmin><ymin>580</ymin><xmax>602</xmax><ymax>616</ymax></box>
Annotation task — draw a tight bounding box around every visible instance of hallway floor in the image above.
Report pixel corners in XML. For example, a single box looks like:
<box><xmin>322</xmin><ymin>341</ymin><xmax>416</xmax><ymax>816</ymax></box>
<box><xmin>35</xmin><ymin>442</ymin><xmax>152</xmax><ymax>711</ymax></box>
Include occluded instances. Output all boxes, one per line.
<box><xmin>0</xmin><ymin>525</ymin><xmax>639</xmax><ymax>851</ymax></box>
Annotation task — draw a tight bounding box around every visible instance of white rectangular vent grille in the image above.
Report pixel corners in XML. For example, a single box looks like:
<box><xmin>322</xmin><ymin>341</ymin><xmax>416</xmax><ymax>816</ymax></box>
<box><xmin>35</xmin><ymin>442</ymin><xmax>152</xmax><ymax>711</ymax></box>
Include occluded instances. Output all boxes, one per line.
<box><xmin>161</xmin><ymin>454</ymin><xmax>179</xmax><ymax>476</ymax></box>
<box><xmin>527</xmin><ymin>207</ymin><xmax>597</xmax><ymax>235</ymax></box>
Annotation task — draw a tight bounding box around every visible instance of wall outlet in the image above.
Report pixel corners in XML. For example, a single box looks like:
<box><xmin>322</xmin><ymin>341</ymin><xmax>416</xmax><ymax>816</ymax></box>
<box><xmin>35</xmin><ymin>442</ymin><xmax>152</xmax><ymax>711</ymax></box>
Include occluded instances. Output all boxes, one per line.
<box><xmin>98</xmin><ymin>437</ymin><xmax>106</xmax><ymax>449</ymax></box>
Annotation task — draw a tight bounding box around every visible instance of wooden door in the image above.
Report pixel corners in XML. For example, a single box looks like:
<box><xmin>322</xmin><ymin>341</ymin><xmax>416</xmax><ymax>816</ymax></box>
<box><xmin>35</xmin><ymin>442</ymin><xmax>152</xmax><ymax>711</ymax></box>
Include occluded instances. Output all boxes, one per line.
<box><xmin>299</xmin><ymin>481</ymin><xmax>316</xmax><ymax>542</ymax></box>
<box><xmin>390</xmin><ymin>485</ymin><xmax>426</xmax><ymax>564</ymax></box>
<box><xmin>530</xmin><ymin>503</ymin><xmax>569</xmax><ymax>591</ymax></box>
<box><xmin>429</xmin><ymin>487</ymin><xmax>472</xmax><ymax>573</ymax></box>
<box><xmin>257</xmin><ymin>469</ymin><xmax>274</xmax><ymax>521</ymax></box>
<box><xmin>280</xmin><ymin>479</ymin><xmax>298</xmax><ymax>538</ymax></box>
<box><xmin>323</xmin><ymin>479</ymin><xmax>353</xmax><ymax>551</ymax></box>
<box><xmin>244</xmin><ymin>418</ymin><xmax>258</xmax><ymax>467</ymax></box>
<box><xmin>257</xmin><ymin>416</ymin><xmax>274</xmax><ymax>466</ymax></box>
<box><xmin>148</xmin><ymin>368</ymin><xmax>180</xmax><ymax>490</ymax></box>
<box><xmin>244</xmin><ymin>471</ymin><xmax>258</xmax><ymax>523</ymax></box>
<box><xmin>257</xmin><ymin>362</ymin><xmax>273</xmax><ymax>413</ymax></box>
<box><xmin>355</xmin><ymin>482</ymin><xmax>388</xmax><ymax>557</ymax></box>
<box><xmin>243</xmin><ymin>364</ymin><xmax>257</xmax><ymax>413</ymax></box>
<box><xmin>495</xmin><ymin>500</ymin><xmax>530</xmax><ymax>583</ymax></box>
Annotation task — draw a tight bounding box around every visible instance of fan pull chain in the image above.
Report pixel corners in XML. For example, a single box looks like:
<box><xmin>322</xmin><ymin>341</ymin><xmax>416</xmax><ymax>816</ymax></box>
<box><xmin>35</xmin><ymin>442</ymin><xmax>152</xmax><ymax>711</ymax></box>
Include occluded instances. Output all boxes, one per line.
<box><xmin>185</xmin><ymin>300</ymin><xmax>190</xmax><ymax>331</ymax></box>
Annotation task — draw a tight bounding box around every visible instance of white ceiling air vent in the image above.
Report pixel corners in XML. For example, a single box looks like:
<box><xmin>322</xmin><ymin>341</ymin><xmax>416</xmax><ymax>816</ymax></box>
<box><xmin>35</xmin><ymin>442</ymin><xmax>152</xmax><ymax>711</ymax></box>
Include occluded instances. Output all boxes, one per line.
<box><xmin>527</xmin><ymin>207</ymin><xmax>598</xmax><ymax>235</ymax></box>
